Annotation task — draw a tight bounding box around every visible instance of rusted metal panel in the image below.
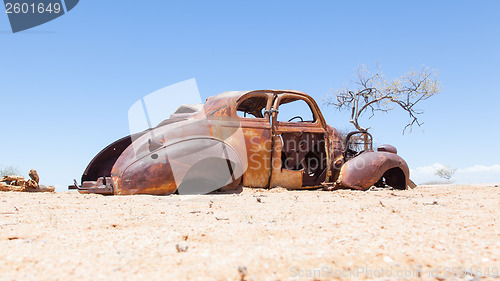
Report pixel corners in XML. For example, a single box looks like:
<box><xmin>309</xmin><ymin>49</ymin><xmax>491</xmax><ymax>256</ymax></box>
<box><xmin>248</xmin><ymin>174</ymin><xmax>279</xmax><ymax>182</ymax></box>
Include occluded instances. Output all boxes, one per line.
<box><xmin>241</xmin><ymin>127</ymin><xmax>272</xmax><ymax>188</ymax></box>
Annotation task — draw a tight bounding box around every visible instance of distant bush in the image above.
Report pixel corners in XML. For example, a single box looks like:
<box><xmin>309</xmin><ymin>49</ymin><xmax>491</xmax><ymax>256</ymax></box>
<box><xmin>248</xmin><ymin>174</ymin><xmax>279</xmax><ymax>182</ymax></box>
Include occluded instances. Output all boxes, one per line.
<box><xmin>434</xmin><ymin>165</ymin><xmax>457</xmax><ymax>183</ymax></box>
<box><xmin>0</xmin><ymin>166</ymin><xmax>21</xmax><ymax>177</ymax></box>
<box><xmin>420</xmin><ymin>180</ymin><xmax>450</xmax><ymax>185</ymax></box>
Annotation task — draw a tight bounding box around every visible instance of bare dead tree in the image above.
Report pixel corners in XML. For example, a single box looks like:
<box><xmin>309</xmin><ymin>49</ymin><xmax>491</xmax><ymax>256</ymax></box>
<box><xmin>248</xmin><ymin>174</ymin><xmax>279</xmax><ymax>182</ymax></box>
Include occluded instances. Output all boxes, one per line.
<box><xmin>325</xmin><ymin>64</ymin><xmax>440</xmax><ymax>134</ymax></box>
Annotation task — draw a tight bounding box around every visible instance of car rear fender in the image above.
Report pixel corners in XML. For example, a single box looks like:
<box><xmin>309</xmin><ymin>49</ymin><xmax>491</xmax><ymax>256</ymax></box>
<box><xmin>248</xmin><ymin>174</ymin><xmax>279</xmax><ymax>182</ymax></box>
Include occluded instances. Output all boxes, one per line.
<box><xmin>112</xmin><ymin>137</ymin><xmax>244</xmax><ymax>195</ymax></box>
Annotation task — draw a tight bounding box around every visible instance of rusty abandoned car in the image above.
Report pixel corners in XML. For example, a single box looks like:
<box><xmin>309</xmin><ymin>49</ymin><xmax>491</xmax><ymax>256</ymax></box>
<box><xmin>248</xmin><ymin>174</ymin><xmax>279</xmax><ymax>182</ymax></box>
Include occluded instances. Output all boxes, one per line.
<box><xmin>70</xmin><ymin>90</ymin><xmax>410</xmax><ymax>195</ymax></box>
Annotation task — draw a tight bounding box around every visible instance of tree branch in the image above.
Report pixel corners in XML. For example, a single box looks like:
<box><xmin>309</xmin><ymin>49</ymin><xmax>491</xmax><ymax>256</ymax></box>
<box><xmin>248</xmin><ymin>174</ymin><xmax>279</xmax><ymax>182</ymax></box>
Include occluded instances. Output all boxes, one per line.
<box><xmin>325</xmin><ymin>64</ymin><xmax>440</xmax><ymax>134</ymax></box>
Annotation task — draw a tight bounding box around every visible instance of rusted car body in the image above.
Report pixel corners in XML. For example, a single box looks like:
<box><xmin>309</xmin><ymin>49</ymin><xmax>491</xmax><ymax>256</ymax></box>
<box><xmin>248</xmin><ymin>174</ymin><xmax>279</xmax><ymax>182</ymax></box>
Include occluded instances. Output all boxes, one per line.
<box><xmin>70</xmin><ymin>90</ymin><xmax>410</xmax><ymax>195</ymax></box>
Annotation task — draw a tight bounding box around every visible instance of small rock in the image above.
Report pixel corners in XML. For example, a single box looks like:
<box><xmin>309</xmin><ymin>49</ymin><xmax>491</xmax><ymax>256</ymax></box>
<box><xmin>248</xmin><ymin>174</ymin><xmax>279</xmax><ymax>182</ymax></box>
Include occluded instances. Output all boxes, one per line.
<box><xmin>238</xmin><ymin>265</ymin><xmax>247</xmax><ymax>280</ymax></box>
<box><xmin>1</xmin><ymin>175</ymin><xmax>24</xmax><ymax>182</ymax></box>
<box><xmin>256</xmin><ymin>198</ymin><xmax>262</xmax><ymax>203</ymax></box>
<box><xmin>423</xmin><ymin>200</ymin><xmax>438</xmax><ymax>205</ymax></box>
<box><xmin>383</xmin><ymin>256</ymin><xmax>394</xmax><ymax>263</ymax></box>
<box><xmin>176</xmin><ymin>244</ymin><xmax>188</xmax><ymax>252</ymax></box>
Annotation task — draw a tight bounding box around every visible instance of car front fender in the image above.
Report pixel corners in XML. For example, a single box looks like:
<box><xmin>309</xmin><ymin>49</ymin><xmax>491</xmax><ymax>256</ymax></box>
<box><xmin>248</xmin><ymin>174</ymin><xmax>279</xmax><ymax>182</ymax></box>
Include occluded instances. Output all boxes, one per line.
<box><xmin>336</xmin><ymin>151</ymin><xmax>410</xmax><ymax>190</ymax></box>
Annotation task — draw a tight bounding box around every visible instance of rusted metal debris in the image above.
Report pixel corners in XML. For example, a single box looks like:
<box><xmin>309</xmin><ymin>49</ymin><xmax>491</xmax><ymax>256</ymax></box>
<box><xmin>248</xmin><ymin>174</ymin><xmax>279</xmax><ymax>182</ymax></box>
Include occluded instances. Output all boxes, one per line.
<box><xmin>0</xmin><ymin>169</ymin><xmax>54</xmax><ymax>192</ymax></box>
<box><xmin>70</xmin><ymin>90</ymin><xmax>412</xmax><ymax>195</ymax></box>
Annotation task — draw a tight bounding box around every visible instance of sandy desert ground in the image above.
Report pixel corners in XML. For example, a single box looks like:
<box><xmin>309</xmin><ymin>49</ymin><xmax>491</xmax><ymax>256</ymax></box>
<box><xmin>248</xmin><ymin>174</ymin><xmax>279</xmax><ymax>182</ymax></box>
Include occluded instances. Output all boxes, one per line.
<box><xmin>0</xmin><ymin>184</ymin><xmax>499</xmax><ymax>281</ymax></box>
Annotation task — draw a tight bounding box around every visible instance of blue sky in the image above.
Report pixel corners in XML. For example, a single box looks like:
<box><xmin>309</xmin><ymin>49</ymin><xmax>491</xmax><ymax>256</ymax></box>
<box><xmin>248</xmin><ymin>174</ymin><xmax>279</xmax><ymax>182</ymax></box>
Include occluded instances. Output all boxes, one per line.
<box><xmin>1</xmin><ymin>1</ymin><xmax>499</xmax><ymax>189</ymax></box>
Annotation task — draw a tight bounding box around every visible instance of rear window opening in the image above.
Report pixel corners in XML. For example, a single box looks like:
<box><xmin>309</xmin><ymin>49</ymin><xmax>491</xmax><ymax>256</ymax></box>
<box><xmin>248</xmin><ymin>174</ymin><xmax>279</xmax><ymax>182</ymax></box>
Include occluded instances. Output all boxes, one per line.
<box><xmin>237</xmin><ymin>96</ymin><xmax>267</xmax><ymax>118</ymax></box>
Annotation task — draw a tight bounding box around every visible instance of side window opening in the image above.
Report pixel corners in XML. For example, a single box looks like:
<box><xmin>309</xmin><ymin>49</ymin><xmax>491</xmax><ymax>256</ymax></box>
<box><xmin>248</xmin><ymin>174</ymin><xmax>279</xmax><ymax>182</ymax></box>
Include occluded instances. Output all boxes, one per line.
<box><xmin>277</xmin><ymin>98</ymin><xmax>315</xmax><ymax>123</ymax></box>
<box><xmin>237</xmin><ymin>96</ymin><xmax>268</xmax><ymax>119</ymax></box>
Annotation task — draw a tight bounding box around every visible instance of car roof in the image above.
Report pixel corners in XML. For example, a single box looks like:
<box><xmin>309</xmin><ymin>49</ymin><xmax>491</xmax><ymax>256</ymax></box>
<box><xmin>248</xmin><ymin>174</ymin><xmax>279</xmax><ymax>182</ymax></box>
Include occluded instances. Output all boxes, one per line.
<box><xmin>202</xmin><ymin>90</ymin><xmax>320</xmax><ymax>120</ymax></box>
<box><xmin>206</xmin><ymin>89</ymin><xmax>312</xmax><ymax>104</ymax></box>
